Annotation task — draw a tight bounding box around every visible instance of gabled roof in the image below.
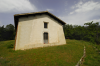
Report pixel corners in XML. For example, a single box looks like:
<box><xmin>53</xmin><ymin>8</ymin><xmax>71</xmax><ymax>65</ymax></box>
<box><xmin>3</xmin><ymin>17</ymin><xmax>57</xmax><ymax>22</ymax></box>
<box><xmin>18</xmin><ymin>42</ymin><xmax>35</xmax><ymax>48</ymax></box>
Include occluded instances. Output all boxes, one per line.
<box><xmin>14</xmin><ymin>11</ymin><xmax>66</xmax><ymax>31</ymax></box>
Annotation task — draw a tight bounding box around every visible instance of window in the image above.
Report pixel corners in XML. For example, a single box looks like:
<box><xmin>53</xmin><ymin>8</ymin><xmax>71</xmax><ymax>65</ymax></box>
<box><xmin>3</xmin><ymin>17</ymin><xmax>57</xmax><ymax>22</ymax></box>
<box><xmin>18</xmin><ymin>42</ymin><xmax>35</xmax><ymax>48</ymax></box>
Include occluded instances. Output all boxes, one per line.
<box><xmin>44</xmin><ymin>32</ymin><xmax>48</xmax><ymax>44</ymax></box>
<box><xmin>44</xmin><ymin>22</ymin><xmax>48</xmax><ymax>28</ymax></box>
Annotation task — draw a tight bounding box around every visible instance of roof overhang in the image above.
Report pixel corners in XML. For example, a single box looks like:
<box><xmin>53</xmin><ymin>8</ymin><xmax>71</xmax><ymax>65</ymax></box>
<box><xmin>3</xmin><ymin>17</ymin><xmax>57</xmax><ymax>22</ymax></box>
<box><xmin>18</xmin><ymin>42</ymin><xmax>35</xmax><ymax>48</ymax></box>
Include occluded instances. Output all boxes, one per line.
<box><xmin>14</xmin><ymin>11</ymin><xmax>66</xmax><ymax>32</ymax></box>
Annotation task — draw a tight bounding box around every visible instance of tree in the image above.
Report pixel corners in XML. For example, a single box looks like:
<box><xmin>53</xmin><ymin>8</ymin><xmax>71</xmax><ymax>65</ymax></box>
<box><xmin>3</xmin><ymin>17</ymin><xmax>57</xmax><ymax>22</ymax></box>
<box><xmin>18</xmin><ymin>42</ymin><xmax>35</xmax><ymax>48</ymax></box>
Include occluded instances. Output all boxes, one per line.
<box><xmin>5</xmin><ymin>24</ymin><xmax>15</xmax><ymax>40</ymax></box>
<box><xmin>0</xmin><ymin>24</ymin><xmax>15</xmax><ymax>41</ymax></box>
<box><xmin>63</xmin><ymin>21</ymin><xmax>100</xmax><ymax>44</ymax></box>
<box><xmin>84</xmin><ymin>21</ymin><xmax>100</xmax><ymax>44</ymax></box>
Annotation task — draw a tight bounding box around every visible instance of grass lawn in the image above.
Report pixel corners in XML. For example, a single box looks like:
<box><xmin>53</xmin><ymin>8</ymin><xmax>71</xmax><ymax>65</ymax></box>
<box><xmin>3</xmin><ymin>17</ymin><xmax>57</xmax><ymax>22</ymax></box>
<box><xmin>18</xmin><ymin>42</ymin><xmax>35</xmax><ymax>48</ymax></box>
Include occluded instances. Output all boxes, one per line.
<box><xmin>0</xmin><ymin>39</ymin><xmax>84</xmax><ymax>66</ymax></box>
<box><xmin>82</xmin><ymin>41</ymin><xmax>100</xmax><ymax>66</ymax></box>
<box><xmin>0</xmin><ymin>39</ymin><xmax>99</xmax><ymax>66</ymax></box>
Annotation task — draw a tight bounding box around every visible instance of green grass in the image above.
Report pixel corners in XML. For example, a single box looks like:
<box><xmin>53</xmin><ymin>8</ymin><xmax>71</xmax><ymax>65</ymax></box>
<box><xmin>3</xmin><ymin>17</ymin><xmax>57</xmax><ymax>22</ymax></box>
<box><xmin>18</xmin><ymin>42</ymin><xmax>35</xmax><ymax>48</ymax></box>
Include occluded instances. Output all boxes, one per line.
<box><xmin>0</xmin><ymin>39</ymin><xmax>99</xmax><ymax>66</ymax></box>
<box><xmin>0</xmin><ymin>39</ymin><xmax>84</xmax><ymax>66</ymax></box>
<box><xmin>82</xmin><ymin>41</ymin><xmax>100</xmax><ymax>66</ymax></box>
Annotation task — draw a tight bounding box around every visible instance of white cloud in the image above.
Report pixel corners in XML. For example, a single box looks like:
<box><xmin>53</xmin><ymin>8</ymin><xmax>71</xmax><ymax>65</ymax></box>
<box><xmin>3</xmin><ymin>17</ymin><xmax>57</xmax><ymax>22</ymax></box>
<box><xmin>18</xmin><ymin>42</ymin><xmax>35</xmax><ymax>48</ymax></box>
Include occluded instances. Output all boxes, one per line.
<box><xmin>71</xmin><ymin>6</ymin><xmax>75</xmax><ymax>9</ymax></box>
<box><xmin>86</xmin><ymin>19</ymin><xmax>100</xmax><ymax>23</ymax></box>
<box><xmin>60</xmin><ymin>9</ymin><xmax>100</xmax><ymax>25</ymax></box>
<box><xmin>0</xmin><ymin>0</ymin><xmax>36</xmax><ymax>13</ymax></box>
<box><xmin>71</xmin><ymin>1</ymin><xmax>83</xmax><ymax>9</ymax></box>
<box><xmin>62</xmin><ymin>1</ymin><xmax>100</xmax><ymax>25</ymax></box>
<box><xmin>70</xmin><ymin>12</ymin><xmax>74</xmax><ymax>14</ymax></box>
<box><xmin>59</xmin><ymin>12</ymin><xmax>90</xmax><ymax>25</ymax></box>
<box><xmin>46</xmin><ymin>9</ymin><xmax>53</xmax><ymax>12</ymax></box>
<box><xmin>71</xmin><ymin>1</ymin><xmax>100</xmax><ymax>13</ymax></box>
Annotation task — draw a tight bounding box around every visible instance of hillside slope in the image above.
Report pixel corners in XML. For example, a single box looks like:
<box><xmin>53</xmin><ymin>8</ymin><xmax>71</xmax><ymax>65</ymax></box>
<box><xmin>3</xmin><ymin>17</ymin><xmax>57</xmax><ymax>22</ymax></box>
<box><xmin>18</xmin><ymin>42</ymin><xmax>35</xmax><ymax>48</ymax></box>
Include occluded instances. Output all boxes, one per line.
<box><xmin>0</xmin><ymin>39</ymin><xmax>98</xmax><ymax>66</ymax></box>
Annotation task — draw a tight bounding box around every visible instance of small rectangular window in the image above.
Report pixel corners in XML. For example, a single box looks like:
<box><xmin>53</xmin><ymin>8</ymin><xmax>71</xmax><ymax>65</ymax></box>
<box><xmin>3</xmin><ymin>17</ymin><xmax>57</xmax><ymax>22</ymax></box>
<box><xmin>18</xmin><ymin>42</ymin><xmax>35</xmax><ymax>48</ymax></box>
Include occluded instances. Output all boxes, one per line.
<box><xmin>44</xmin><ymin>23</ymin><xmax>48</xmax><ymax>28</ymax></box>
<box><xmin>44</xmin><ymin>32</ymin><xmax>48</xmax><ymax>44</ymax></box>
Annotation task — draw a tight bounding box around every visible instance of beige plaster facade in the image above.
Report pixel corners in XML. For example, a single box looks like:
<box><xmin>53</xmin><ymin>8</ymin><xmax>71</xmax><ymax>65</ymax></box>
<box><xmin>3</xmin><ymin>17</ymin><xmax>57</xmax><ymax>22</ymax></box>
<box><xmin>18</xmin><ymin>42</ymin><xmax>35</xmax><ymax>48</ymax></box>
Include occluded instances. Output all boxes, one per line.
<box><xmin>15</xmin><ymin>13</ymin><xmax>66</xmax><ymax>50</ymax></box>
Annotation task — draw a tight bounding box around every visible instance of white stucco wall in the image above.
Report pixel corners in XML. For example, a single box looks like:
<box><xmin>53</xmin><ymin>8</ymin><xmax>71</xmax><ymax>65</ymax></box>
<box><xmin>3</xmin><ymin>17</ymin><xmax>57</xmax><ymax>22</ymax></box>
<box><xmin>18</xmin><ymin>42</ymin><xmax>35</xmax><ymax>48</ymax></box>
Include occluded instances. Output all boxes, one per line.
<box><xmin>15</xmin><ymin>14</ymin><xmax>66</xmax><ymax>50</ymax></box>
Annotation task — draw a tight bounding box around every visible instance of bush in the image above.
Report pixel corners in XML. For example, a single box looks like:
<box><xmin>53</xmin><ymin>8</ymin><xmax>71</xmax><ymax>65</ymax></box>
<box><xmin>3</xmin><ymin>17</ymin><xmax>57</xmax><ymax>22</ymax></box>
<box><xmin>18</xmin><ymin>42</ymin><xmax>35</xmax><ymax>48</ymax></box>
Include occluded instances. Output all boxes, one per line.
<box><xmin>95</xmin><ymin>37</ymin><xmax>100</xmax><ymax>44</ymax></box>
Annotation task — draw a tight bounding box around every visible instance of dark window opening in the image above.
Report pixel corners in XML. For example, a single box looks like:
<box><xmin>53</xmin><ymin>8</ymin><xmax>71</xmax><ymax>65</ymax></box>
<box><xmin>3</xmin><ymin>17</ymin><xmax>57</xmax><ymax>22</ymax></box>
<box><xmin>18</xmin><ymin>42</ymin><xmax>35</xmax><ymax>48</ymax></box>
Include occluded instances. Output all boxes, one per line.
<box><xmin>44</xmin><ymin>32</ymin><xmax>48</xmax><ymax>44</ymax></box>
<box><xmin>44</xmin><ymin>23</ymin><xmax>48</xmax><ymax>28</ymax></box>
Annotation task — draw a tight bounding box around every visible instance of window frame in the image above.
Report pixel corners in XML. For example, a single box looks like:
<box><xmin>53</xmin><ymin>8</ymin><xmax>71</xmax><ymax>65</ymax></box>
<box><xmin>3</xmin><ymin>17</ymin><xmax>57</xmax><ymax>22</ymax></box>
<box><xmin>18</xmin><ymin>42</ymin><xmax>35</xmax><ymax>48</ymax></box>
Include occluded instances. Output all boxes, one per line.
<box><xmin>44</xmin><ymin>22</ymin><xmax>48</xmax><ymax>28</ymax></box>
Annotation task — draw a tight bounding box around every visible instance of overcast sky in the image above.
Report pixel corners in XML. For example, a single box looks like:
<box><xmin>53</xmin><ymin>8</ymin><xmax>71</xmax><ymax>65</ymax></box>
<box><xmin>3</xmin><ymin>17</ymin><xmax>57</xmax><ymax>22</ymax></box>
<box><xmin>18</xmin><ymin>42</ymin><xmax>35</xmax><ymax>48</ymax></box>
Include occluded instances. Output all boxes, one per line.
<box><xmin>0</xmin><ymin>0</ymin><xmax>100</xmax><ymax>26</ymax></box>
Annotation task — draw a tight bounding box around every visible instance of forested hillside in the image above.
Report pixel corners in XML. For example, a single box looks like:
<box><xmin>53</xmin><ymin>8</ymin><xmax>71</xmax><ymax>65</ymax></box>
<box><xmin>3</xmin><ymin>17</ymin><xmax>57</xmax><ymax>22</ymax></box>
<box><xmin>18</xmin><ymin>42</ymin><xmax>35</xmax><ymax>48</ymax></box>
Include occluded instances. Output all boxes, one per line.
<box><xmin>0</xmin><ymin>21</ymin><xmax>100</xmax><ymax>45</ymax></box>
<box><xmin>63</xmin><ymin>21</ymin><xmax>100</xmax><ymax>44</ymax></box>
<box><xmin>0</xmin><ymin>24</ymin><xmax>15</xmax><ymax>41</ymax></box>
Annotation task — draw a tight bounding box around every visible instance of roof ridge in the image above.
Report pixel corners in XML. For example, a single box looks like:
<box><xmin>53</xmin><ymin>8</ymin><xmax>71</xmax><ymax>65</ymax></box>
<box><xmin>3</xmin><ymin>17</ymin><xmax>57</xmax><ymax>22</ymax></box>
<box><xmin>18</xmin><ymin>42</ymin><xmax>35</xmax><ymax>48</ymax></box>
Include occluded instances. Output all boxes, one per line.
<box><xmin>14</xmin><ymin>11</ymin><xmax>66</xmax><ymax>26</ymax></box>
<box><xmin>14</xmin><ymin>11</ymin><xmax>48</xmax><ymax>16</ymax></box>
